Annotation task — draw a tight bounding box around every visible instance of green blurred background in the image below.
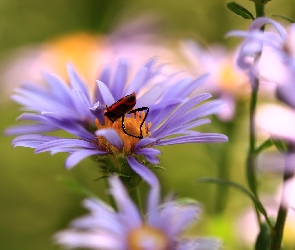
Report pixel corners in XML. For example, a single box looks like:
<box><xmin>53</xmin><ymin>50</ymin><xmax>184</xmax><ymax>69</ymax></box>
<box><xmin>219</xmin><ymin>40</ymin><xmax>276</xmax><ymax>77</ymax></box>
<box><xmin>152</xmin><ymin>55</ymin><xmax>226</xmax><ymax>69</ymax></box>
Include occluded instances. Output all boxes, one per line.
<box><xmin>1</xmin><ymin>0</ymin><xmax>295</xmax><ymax>249</ymax></box>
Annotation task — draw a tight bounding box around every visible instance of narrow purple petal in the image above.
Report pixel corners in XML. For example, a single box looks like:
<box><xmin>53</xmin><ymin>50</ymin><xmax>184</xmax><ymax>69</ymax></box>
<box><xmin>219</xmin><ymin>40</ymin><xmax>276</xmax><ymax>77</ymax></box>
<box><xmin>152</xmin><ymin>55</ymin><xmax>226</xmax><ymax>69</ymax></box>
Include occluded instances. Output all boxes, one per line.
<box><xmin>96</xmin><ymin>80</ymin><xmax>115</xmax><ymax>106</ymax></box>
<box><xmin>111</xmin><ymin>59</ymin><xmax>128</xmax><ymax>100</ymax></box>
<box><xmin>249</xmin><ymin>17</ymin><xmax>287</xmax><ymax>39</ymax></box>
<box><xmin>161</xmin><ymin>119</ymin><xmax>211</xmax><ymax>138</ymax></box>
<box><xmin>145</xmin><ymin>154</ymin><xmax>160</xmax><ymax>165</ymax></box>
<box><xmin>136</xmin><ymin>148</ymin><xmax>161</xmax><ymax>165</ymax></box>
<box><xmin>127</xmin><ymin>156</ymin><xmax>158</xmax><ymax>187</ymax></box>
<box><xmin>42</xmin><ymin>115</ymin><xmax>94</xmax><ymax>141</ymax></box>
<box><xmin>67</xmin><ymin>64</ymin><xmax>90</xmax><ymax>101</ymax></box>
<box><xmin>89</xmin><ymin>101</ymin><xmax>105</xmax><ymax>124</ymax></box>
<box><xmin>124</xmin><ymin>66</ymin><xmax>148</xmax><ymax>95</ymax></box>
<box><xmin>65</xmin><ymin>149</ymin><xmax>102</xmax><ymax>169</ymax></box>
<box><xmin>95</xmin><ymin>129</ymin><xmax>123</xmax><ymax>150</ymax></box>
<box><xmin>5</xmin><ymin>124</ymin><xmax>57</xmax><ymax>135</ymax></box>
<box><xmin>136</xmin><ymin>85</ymin><xmax>162</xmax><ymax>108</ymax></box>
<box><xmin>155</xmin><ymin>133</ymin><xmax>228</xmax><ymax>146</ymax></box>
<box><xmin>54</xmin><ymin>230</ymin><xmax>122</xmax><ymax>249</ymax></box>
<box><xmin>76</xmin><ymin>199</ymin><xmax>122</xmax><ymax>234</ymax></box>
<box><xmin>147</xmin><ymin>100</ymin><xmax>181</xmax><ymax>129</ymax></box>
<box><xmin>152</xmin><ymin>94</ymin><xmax>212</xmax><ymax>138</ymax></box>
<box><xmin>35</xmin><ymin>139</ymin><xmax>98</xmax><ymax>153</ymax></box>
<box><xmin>72</xmin><ymin>89</ymin><xmax>95</xmax><ymax>119</ymax></box>
<box><xmin>109</xmin><ymin>177</ymin><xmax>142</xmax><ymax>229</ymax></box>
<box><xmin>135</xmin><ymin>148</ymin><xmax>161</xmax><ymax>156</ymax></box>
<box><xmin>161</xmin><ymin>74</ymin><xmax>209</xmax><ymax>102</ymax></box>
<box><xmin>12</xmin><ymin>134</ymin><xmax>58</xmax><ymax>148</ymax></box>
<box><xmin>135</xmin><ymin>138</ymin><xmax>158</xmax><ymax>150</ymax></box>
<box><xmin>43</xmin><ymin>73</ymin><xmax>74</xmax><ymax>106</ymax></box>
<box><xmin>127</xmin><ymin>156</ymin><xmax>160</xmax><ymax>224</ymax></box>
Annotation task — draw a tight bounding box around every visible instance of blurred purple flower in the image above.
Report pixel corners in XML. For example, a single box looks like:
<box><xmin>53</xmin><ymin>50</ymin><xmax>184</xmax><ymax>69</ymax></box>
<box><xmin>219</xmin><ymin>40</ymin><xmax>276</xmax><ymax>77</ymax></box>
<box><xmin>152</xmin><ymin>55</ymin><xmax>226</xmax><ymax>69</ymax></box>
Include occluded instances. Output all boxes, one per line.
<box><xmin>180</xmin><ymin>41</ymin><xmax>250</xmax><ymax>121</ymax></box>
<box><xmin>7</xmin><ymin>59</ymin><xmax>227</xmax><ymax>184</ymax></box>
<box><xmin>227</xmin><ymin>18</ymin><xmax>295</xmax><ymax>109</ymax></box>
<box><xmin>55</xmin><ymin>176</ymin><xmax>221</xmax><ymax>250</ymax></box>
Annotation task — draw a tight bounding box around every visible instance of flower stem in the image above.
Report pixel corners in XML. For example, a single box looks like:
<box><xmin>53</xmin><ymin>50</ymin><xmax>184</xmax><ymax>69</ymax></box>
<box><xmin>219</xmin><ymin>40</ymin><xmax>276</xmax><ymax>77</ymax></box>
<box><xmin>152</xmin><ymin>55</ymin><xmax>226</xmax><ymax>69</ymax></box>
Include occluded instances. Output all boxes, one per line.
<box><xmin>254</xmin><ymin>3</ymin><xmax>265</xmax><ymax>18</ymax></box>
<box><xmin>246</xmin><ymin>77</ymin><xmax>259</xmax><ymax>199</ymax></box>
<box><xmin>270</xmin><ymin>158</ymin><xmax>293</xmax><ymax>249</ymax></box>
<box><xmin>128</xmin><ymin>187</ymin><xmax>143</xmax><ymax>214</ymax></box>
<box><xmin>104</xmin><ymin>177</ymin><xmax>117</xmax><ymax>210</ymax></box>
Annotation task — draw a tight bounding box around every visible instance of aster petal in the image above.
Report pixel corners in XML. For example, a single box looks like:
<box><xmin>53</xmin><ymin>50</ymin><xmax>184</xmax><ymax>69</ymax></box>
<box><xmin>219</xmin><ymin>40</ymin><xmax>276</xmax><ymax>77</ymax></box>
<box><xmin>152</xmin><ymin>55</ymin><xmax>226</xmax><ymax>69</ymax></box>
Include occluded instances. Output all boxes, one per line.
<box><xmin>163</xmin><ymin>119</ymin><xmax>211</xmax><ymax>138</ymax></box>
<box><xmin>65</xmin><ymin>149</ymin><xmax>103</xmax><ymax>169</ymax></box>
<box><xmin>124</xmin><ymin>66</ymin><xmax>148</xmax><ymax>94</ymax></box>
<box><xmin>42</xmin><ymin>115</ymin><xmax>94</xmax><ymax>140</ymax></box>
<box><xmin>156</xmin><ymin>133</ymin><xmax>228</xmax><ymax>146</ymax></box>
<box><xmin>95</xmin><ymin>129</ymin><xmax>123</xmax><ymax>150</ymax></box>
<box><xmin>161</xmin><ymin>74</ymin><xmax>209</xmax><ymax>102</ymax></box>
<box><xmin>54</xmin><ymin>229</ymin><xmax>122</xmax><ymax>250</ymax></box>
<box><xmin>249</xmin><ymin>17</ymin><xmax>287</xmax><ymax>39</ymax></box>
<box><xmin>73</xmin><ymin>199</ymin><xmax>122</xmax><ymax>234</ymax></box>
<box><xmin>5</xmin><ymin>124</ymin><xmax>57</xmax><ymax>135</ymax></box>
<box><xmin>72</xmin><ymin>89</ymin><xmax>95</xmax><ymax>119</ymax></box>
<box><xmin>111</xmin><ymin>59</ymin><xmax>128</xmax><ymax>100</ymax></box>
<box><xmin>67</xmin><ymin>64</ymin><xmax>90</xmax><ymax>101</ymax></box>
<box><xmin>89</xmin><ymin>101</ymin><xmax>106</xmax><ymax>123</ymax></box>
<box><xmin>136</xmin><ymin>85</ymin><xmax>162</xmax><ymax>108</ymax></box>
<box><xmin>96</xmin><ymin>80</ymin><xmax>115</xmax><ymax>106</ymax></box>
<box><xmin>135</xmin><ymin>138</ymin><xmax>158</xmax><ymax>150</ymax></box>
<box><xmin>35</xmin><ymin>139</ymin><xmax>98</xmax><ymax>154</ymax></box>
<box><xmin>147</xmin><ymin>100</ymin><xmax>181</xmax><ymax>129</ymax></box>
<box><xmin>152</xmin><ymin>93</ymin><xmax>212</xmax><ymax>138</ymax></box>
<box><xmin>177</xmin><ymin>238</ymin><xmax>222</xmax><ymax>250</ymax></box>
<box><xmin>135</xmin><ymin>148</ymin><xmax>161</xmax><ymax>156</ymax></box>
<box><xmin>109</xmin><ymin>177</ymin><xmax>142</xmax><ymax>229</ymax></box>
<box><xmin>127</xmin><ymin>156</ymin><xmax>160</xmax><ymax>225</ymax></box>
<box><xmin>12</xmin><ymin>134</ymin><xmax>58</xmax><ymax>148</ymax></box>
<box><xmin>11</xmin><ymin>91</ymin><xmax>59</xmax><ymax>114</ymax></box>
<box><xmin>43</xmin><ymin>73</ymin><xmax>74</xmax><ymax>106</ymax></box>
<box><xmin>158</xmin><ymin>202</ymin><xmax>201</xmax><ymax>238</ymax></box>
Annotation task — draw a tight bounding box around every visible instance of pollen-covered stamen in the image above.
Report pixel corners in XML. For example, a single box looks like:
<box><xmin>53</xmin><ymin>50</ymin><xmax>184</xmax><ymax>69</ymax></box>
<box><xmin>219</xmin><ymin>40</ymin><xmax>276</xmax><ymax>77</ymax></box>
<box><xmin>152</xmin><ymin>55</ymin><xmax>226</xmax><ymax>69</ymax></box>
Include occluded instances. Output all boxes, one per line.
<box><xmin>95</xmin><ymin>111</ymin><xmax>151</xmax><ymax>154</ymax></box>
<box><xmin>128</xmin><ymin>225</ymin><xmax>169</xmax><ymax>250</ymax></box>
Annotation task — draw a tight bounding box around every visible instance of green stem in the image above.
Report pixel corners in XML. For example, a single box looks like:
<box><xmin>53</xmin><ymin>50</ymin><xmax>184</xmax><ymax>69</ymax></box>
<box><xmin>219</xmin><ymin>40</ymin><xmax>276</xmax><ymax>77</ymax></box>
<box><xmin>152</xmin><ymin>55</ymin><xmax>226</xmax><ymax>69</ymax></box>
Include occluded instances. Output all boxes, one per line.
<box><xmin>245</xmin><ymin>1</ymin><xmax>266</xmax><ymax>228</ymax></box>
<box><xmin>104</xmin><ymin>177</ymin><xmax>117</xmax><ymax>210</ymax></box>
<box><xmin>246</xmin><ymin>77</ymin><xmax>259</xmax><ymax>199</ymax></box>
<box><xmin>215</xmin><ymin>121</ymin><xmax>233</xmax><ymax>213</ymax></box>
<box><xmin>270</xmin><ymin>153</ymin><xmax>294</xmax><ymax>249</ymax></box>
<box><xmin>127</xmin><ymin>187</ymin><xmax>143</xmax><ymax>215</ymax></box>
<box><xmin>254</xmin><ymin>3</ymin><xmax>265</xmax><ymax>18</ymax></box>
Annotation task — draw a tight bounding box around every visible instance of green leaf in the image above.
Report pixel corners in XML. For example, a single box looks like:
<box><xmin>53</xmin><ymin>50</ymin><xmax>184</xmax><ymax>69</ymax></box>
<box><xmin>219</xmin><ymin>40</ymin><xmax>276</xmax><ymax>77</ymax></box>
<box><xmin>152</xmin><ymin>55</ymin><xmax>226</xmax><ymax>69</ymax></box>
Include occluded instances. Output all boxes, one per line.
<box><xmin>196</xmin><ymin>177</ymin><xmax>271</xmax><ymax>225</ymax></box>
<box><xmin>255</xmin><ymin>139</ymin><xmax>273</xmax><ymax>154</ymax></box>
<box><xmin>271</xmin><ymin>139</ymin><xmax>287</xmax><ymax>152</ymax></box>
<box><xmin>272</xmin><ymin>14</ymin><xmax>295</xmax><ymax>23</ymax></box>
<box><xmin>150</xmin><ymin>165</ymin><xmax>166</xmax><ymax>171</ymax></box>
<box><xmin>58</xmin><ymin>176</ymin><xmax>98</xmax><ymax>198</ymax></box>
<box><xmin>226</xmin><ymin>2</ymin><xmax>254</xmax><ymax>20</ymax></box>
<box><xmin>255</xmin><ymin>222</ymin><xmax>271</xmax><ymax>250</ymax></box>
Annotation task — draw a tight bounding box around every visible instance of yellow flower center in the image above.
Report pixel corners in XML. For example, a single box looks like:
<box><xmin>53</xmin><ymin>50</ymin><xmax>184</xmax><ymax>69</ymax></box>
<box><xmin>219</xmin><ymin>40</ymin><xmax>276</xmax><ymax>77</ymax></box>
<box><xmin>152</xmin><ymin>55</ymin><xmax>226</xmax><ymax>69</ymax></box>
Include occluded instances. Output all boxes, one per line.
<box><xmin>95</xmin><ymin>111</ymin><xmax>151</xmax><ymax>154</ymax></box>
<box><xmin>217</xmin><ymin>62</ymin><xmax>249</xmax><ymax>94</ymax></box>
<box><xmin>128</xmin><ymin>225</ymin><xmax>169</xmax><ymax>250</ymax></box>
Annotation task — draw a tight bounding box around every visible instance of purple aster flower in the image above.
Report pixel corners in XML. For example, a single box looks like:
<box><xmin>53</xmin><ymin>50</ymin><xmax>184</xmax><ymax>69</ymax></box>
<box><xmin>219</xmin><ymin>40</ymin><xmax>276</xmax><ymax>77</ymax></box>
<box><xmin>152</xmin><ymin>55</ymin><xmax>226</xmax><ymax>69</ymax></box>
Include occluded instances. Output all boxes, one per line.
<box><xmin>227</xmin><ymin>18</ymin><xmax>295</xmax><ymax>108</ymax></box>
<box><xmin>7</xmin><ymin>58</ymin><xmax>227</xmax><ymax>186</ymax></box>
<box><xmin>54</xmin><ymin>176</ymin><xmax>221</xmax><ymax>250</ymax></box>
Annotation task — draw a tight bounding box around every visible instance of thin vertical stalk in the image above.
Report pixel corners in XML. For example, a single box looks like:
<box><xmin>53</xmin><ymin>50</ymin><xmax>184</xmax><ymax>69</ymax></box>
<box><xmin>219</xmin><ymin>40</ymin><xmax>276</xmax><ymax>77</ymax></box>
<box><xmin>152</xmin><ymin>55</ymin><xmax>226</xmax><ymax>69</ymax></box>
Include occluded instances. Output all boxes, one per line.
<box><xmin>270</xmin><ymin>170</ymin><xmax>291</xmax><ymax>249</ymax></box>
<box><xmin>128</xmin><ymin>187</ymin><xmax>143</xmax><ymax>215</ymax></box>
<box><xmin>246</xmin><ymin>77</ymin><xmax>262</xmax><ymax>226</ymax></box>
<box><xmin>104</xmin><ymin>177</ymin><xmax>117</xmax><ymax>210</ymax></box>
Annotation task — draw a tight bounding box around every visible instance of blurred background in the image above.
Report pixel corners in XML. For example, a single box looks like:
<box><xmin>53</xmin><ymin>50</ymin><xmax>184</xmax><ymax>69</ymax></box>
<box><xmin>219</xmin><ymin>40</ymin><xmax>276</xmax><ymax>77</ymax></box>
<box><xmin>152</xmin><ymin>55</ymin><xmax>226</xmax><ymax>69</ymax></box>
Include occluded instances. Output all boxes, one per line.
<box><xmin>1</xmin><ymin>0</ymin><xmax>295</xmax><ymax>249</ymax></box>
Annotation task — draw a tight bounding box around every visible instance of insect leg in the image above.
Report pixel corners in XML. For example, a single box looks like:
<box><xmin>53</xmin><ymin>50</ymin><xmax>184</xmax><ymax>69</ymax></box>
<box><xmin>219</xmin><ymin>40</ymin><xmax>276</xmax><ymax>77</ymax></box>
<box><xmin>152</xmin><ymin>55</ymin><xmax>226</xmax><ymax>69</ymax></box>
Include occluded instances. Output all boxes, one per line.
<box><xmin>128</xmin><ymin>107</ymin><xmax>149</xmax><ymax>139</ymax></box>
<box><xmin>121</xmin><ymin>114</ymin><xmax>143</xmax><ymax>139</ymax></box>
